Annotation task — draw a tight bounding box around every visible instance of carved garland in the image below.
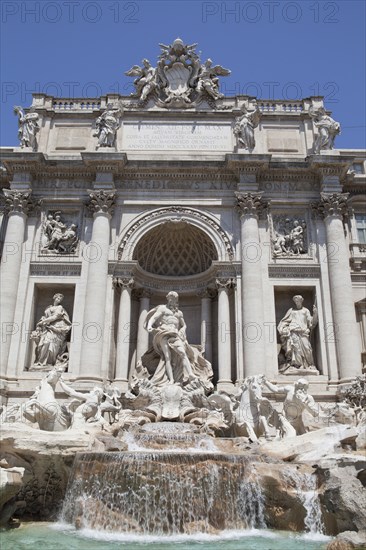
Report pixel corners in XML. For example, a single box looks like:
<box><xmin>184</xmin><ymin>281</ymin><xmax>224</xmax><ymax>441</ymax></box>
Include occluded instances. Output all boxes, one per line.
<box><xmin>118</xmin><ymin>207</ymin><xmax>234</xmax><ymax>261</ymax></box>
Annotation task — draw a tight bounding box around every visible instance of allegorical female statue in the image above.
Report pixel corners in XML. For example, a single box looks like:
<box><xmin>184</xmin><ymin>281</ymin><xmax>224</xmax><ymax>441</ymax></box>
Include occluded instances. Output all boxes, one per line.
<box><xmin>93</xmin><ymin>105</ymin><xmax>121</xmax><ymax>148</ymax></box>
<box><xmin>277</xmin><ymin>295</ymin><xmax>318</xmax><ymax>374</ymax></box>
<box><xmin>31</xmin><ymin>293</ymin><xmax>72</xmax><ymax>368</ymax></box>
<box><xmin>13</xmin><ymin>105</ymin><xmax>40</xmax><ymax>150</ymax></box>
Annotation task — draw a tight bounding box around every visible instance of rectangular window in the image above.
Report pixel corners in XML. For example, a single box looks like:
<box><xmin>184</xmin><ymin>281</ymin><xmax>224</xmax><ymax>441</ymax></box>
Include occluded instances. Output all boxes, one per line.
<box><xmin>355</xmin><ymin>214</ymin><xmax>366</xmax><ymax>243</ymax></box>
<box><xmin>352</xmin><ymin>163</ymin><xmax>365</xmax><ymax>174</ymax></box>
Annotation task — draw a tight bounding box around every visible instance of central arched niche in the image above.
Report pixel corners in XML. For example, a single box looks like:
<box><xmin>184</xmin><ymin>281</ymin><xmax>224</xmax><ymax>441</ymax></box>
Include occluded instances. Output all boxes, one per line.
<box><xmin>133</xmin><ymin>221</ymin><xmax>218</xmax><ymax>276</ymax></box>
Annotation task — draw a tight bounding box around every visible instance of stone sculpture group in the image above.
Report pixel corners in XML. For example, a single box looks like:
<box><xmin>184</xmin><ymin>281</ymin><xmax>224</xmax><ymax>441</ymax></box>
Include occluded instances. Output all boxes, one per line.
<box><xmin>272</xmin><ymin>217</ymin><xmax>308</xmax><ymax>257</ymax></box>
<box><xmin>13</xmin><ymin>38</ymin><xmax>341</xmax><ymax>154</ymax></box>
<box><xmin>41</xmin><ymin>211</ymin><xmax>79</xmax><ymax>254</ymax></box>
<box><xmin>4</xmin><ymin>290</ymin><xmax>361</xmax><ymax>443</ymax></box>
<box><xmin>125</xmin><ymin>38</ymin><xmax>230</xmax><ymax>108</ymax></box>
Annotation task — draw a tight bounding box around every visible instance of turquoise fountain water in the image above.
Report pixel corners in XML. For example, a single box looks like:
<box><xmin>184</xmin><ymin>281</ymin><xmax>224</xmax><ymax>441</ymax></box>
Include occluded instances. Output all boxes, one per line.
<box><xmin>1</xmin><ymin>424</ymin><xmax>330</xmax><ymax>549</ymax></box>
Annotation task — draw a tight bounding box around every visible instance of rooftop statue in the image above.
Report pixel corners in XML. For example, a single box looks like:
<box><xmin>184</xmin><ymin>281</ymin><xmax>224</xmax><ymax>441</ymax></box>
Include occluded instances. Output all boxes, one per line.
<box><xmin>13</xmin><ymin>105</ymin><xmax>39</xmax><ymax>150</ymax></box>
<box><xmin>93</xmin><ymin>104</ymin><xmax>122</xmax><ymax>148</ymax></box>
<box><xmin>234</xmin><ymin>103</ymin><xmax>261</xmax><ymax>151</ymax></box>
<box><xmin>125</xmin><ymin>38</ymin><xmax>230</xmax><ymax>108</ymax></box>
<box><xmin>309</xmin><ymin>106</ymin><xmax>341</xmax><ymax>153</ymax></box>
<box><xmin>125</xmin><ymin>59</ymin><xmax>157</xmax><ymax>103</ymax></box>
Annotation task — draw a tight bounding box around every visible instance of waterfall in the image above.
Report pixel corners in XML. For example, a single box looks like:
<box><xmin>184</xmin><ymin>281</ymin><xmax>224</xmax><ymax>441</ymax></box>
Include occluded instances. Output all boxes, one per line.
<box><xmin>61</xmin><ymin>452</ymin><xmax>266</xmax><ymax>535</ymax></box>
<box><xmin>301</xmin><ymin>474</ymin><xmax>324</xmax><ymax>535</ymax></box>
<box><xmin>288</xmin><ymin>471</ymin><xmax>324</xmax><ymax>535</ymax></box>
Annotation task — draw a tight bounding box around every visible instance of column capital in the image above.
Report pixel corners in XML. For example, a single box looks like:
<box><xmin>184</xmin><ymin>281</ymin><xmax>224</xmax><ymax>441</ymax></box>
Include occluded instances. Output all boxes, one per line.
<box><xmin>197</xmin><ymin>288</ymin><xmax>217</xmax><ymax>299</ymax></box>
<box><xmin>133</xmin><ymin>288</ymin><xmax>152</xmax><ymax>300</ymax></box>
<box><xmin>312</xmin><ymin>192</ymin><xmax>350</xmax><ymax>221</ymax></box>
<box><xmin>113</xmin><ymin>276</ymin><xmax>134</xmax><ymax>290</ymax></box>
<box><xmin>235</xmin><ymin>191</ymin><xmax>268</xmax><ymax>219</ymax></box>
<box><xmin>216</xmin><ymin>277</ymin><xmax>236</xmax><ymax>291</ymax></box>
<box><xmin>2</xmin><ymin>189</ymin><xmax>40</xmax><ymax>216</ymax></box>
<box><xmin>86</xmin><ymin>189</ymin><xmax>116</xmax><ymax>216</ymax></box>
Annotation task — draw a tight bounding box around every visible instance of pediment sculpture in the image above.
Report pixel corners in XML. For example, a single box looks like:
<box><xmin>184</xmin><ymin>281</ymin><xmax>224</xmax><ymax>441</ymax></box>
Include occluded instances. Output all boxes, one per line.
<box><xmin>125</xmin><ymin>38</ymin><xmax>230</xmax><ymax>108</ymax></box>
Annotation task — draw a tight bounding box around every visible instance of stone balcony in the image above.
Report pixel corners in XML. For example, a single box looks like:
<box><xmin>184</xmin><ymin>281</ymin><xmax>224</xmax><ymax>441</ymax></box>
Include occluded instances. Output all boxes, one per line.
<box><xmin>350</xmin><ymin>243</ymin><xmax>366</xmax><ymax>271</ymax></box>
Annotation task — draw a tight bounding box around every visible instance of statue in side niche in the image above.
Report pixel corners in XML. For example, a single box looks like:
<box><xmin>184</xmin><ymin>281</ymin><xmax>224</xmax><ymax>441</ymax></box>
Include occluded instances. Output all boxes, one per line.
<box><xmin>277</xmin><ymin>295</ymin><xmax>318</xmax><ymax>374</ymax></box>
<box><xmin>13</xmin><ymin>106</ymin><xmax>40</xmax><ymax>150</ymax></box>
<box><xmin>93</xmin><ymin>105</ymin><xmax>121</xmax><ymax>148</ymax></box>
<box><xmin>309</xmin><ymin>106</ymin><xmax>340</xmax><ymax>153</ymax></box>
<box><xmin>133</xmin><ymin>291</ymin><xmax>213</xmax><ymax>391</ymax></box>
<box><xmin>30</xmin><ymin>293</ymin><xmax>72</xmax><ymax>369</ymax></box>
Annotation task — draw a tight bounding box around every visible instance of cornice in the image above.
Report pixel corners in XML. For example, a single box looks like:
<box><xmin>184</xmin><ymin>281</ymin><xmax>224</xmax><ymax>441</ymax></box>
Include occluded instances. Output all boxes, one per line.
<box><xmin>0</xmin><ymin>151</ymin><xmax>359</xmax><ymax>189</ymax></box>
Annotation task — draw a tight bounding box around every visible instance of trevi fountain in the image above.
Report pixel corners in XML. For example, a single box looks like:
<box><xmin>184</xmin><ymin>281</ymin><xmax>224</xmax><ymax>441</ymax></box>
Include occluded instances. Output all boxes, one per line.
<box><xmin>1</xmin><ymin>39</ymin><xmax>365</xmax><ymax>550</ymax></box>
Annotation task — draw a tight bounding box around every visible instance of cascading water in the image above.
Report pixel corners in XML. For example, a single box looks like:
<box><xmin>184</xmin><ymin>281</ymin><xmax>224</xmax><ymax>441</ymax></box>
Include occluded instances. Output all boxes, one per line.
<box><xmin>301</xmin><ymin>474</ymin><xmax>324</xmax><ymax>535</ymax></box>
<box><xmin>122</xmin><ymin>422</ymin><xmax>219</xmax><ymax>453</ymax></box>
<box><xmin>61</xmin><ymin>452</ymin><xmax>265</xmax><ymax>535</ymax></box>
<box><xmin>289</xmin><ymin>471</ymin><xmax>324</xmax><ymax>535</ymax></box>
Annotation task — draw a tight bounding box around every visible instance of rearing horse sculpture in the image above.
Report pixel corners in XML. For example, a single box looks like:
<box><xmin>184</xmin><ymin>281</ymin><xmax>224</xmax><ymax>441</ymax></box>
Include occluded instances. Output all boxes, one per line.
<box><xmin>22</xmin><ymin>368</ymin><xmax>71</xmax><ymax>431</ymax></box>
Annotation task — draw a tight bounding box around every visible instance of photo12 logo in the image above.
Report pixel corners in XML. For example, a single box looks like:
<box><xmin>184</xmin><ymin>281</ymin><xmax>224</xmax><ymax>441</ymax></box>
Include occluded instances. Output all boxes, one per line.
<box><xmin>1</xmin><ymin>1</ymin><xmax>140</xmax><ymax>24</ymax></box>
<box><xmin>201</xmin><ymin>2</ymin><xmax>340</xmax><ymax>24</ymax></box>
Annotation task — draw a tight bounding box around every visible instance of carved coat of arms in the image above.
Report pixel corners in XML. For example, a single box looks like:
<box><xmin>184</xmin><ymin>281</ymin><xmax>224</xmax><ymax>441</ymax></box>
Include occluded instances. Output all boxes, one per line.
<box><xmin>125</xmin><ymin>38</ymin><xmax>230</xmax><ymax>109</ymax></box>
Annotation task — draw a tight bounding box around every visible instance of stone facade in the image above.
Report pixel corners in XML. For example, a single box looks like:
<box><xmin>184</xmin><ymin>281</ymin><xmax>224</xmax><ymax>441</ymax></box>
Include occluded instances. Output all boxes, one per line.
<box><xmin>0</xmin><ymin>39</ymin><xmax>365</xmax><ymax>404</ymax></box>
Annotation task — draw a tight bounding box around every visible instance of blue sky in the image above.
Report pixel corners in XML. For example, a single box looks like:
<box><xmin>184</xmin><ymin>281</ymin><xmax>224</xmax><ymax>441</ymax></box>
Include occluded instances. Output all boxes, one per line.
<box><xmin>1</xmin><ymin>0</ymin><xmax>365</xmax><ymax>148</ymax></box>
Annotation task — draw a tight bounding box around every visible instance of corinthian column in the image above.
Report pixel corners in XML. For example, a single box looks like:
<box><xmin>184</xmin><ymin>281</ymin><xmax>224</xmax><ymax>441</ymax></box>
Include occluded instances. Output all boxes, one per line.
<box><xmin>114</xmin><ymin>277</ymin><xmax>134</xmax><ymax>390</ymax></box>
<box><xmin>135</xmin><ymin>289</ymin><xmax>151</xmax><ymax>365</ymax></box>
<box><xmin>0</xmin><ymin>190</ymin><xmax>37</xmax><ymax>376</ymax></box>
<box><xmin>314</xmin><ymin>193</ymin><xmax>361</xmax><ymax>379</ymax></box>
<box><xmin>216</xmin><ymin>278</ymin><xmax>235</xmax><ymax>391</ymax></box>
<box><xmin>79</xmin><ymin>190</ymin><xmax>116</xmax><ymax>380</ymax></box>
<box><xmin>235</xmin><ymin>192</ymin><xmax>267</xmax><ymax>377</ymax></box>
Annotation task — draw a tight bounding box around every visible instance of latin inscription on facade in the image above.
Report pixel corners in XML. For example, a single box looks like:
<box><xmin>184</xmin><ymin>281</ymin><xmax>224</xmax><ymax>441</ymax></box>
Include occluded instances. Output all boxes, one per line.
<box><xmin>122</xmin><ymin>122</ymin><xmax>233</xmax><ymax>151</ymax></box>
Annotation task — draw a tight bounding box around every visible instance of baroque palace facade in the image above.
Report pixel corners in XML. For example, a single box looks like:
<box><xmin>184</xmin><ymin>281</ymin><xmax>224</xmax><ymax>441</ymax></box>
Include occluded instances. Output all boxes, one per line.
<box><xmin>0</xmin><ymin>39</ymin><xmax>365</xmax><ymax>406</ymax></box>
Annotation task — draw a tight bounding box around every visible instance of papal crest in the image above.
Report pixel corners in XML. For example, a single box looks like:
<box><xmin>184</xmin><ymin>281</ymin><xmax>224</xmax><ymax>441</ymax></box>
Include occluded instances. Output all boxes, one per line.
<box><xmin>125</xmin><ymin>38</ymin><xmax>230</xmax><ymax>109</ymax></box>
